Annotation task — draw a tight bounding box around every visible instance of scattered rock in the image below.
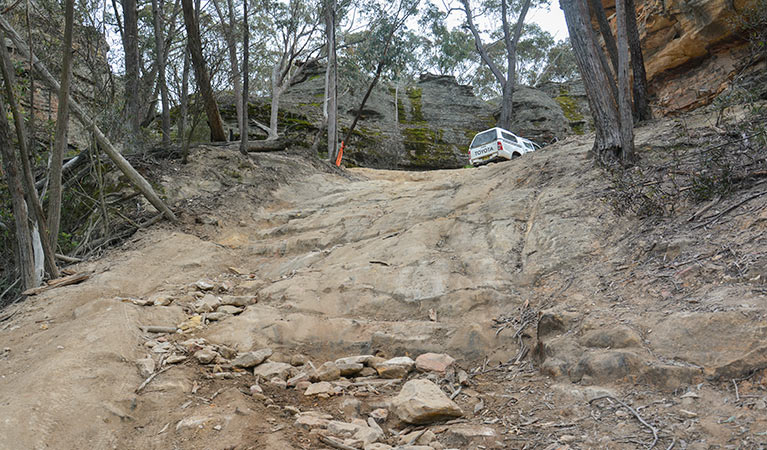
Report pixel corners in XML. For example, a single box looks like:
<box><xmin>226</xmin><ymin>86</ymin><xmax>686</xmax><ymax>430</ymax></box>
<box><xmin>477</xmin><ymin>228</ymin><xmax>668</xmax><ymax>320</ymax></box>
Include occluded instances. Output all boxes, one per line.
<box><xmin>360</xmin><ymin>367</ymin><xmax>378</xmax><ymax>377</ymax></box>
<box><xmin>193</xmin><ymin>294</ymin><xmax>220</xmax><ymax>313</ymax></box>
<box><xmin>337</xmin><ymin>362</ymin><xmax>364</xmax><ymax>377</ymax></box>
<box><xmin>194</xmin><ymin>348</ymin><xmax>219</xmax><ymax>364</ymax></box>
<box><xmin>399</xmin><ymin>429</ymin><xmax>436</xmax><ymax>445</ymax></box>
<box><xmin>166</xmin><ymin>354</ymin><xmax>187</xmax><ymax>364</ymax></box>
<box><xmin>220</xmin><ymin>295</ymin><xmax>254</xmax><ymax>307</ymax></box>
<box><xmin>290</xmin><ymin>354</ymin><xmax>308</xmax><ymax>366</ymax></box>
<box><xmin>232</xmin><ymin>348</ymin><xmax>273</xmax><ymax>368</ymax></box>
<box><xmin>216</xmin><ymin>305</ymin><xmax>244</xmax><ymax>315</ymax></box>
<box><xmin>364</xmin><ymin>443</ymin><xmax>393</xmax><ymax>450</ymax></box>
<box><xmin>295</xmin><ymin>380</ymin><xmax>312</xmax><ymax>391</ymax></box>
<box><xmin>341</xmin><ymin>397</ymin><xmax>361</xmax><ymax>419</ymax></box>
<box><xmin>151</xmin><ymin>295</ymin><xmax>174</xmax><ymax>306</ymax></box>
<box><xmin>287</xmin><ymin>372</ymin><xmax>310</xmax><ymax>387</ymax></box>
<box><xmin>249</xmin><ymin>384</ymin><xmax>263</xmax><ymax>395</ymax></box>
<box><xmin>195</xmin><ymin>280</ymin><xmax>215</xmax><ymax>291</ymax></box>
<box><xmin>205</xmin><ymin>312</ymin><xmax>228</xmax><ymax>321</ymax></box>
<box><xmin>253</xmin><ymin>361</ymin><xmax>293</xmax><ymax>380</ymax></box>
<box><xmin>314</xmin><ymin>361</ymin><xmax>341</xmax><ymax>382</ymax></box>
<box><xmin>216</xmin><ymin>345</ymin><xmax>237</xmax><ymax>359</ymax></box>
<box><xmin>336</xmin><ymin>355</ymin><xmax>376</xmax><ymax>366</ymax></box>
<box><xmin>176</xmin><ymin>415</ymin><xmax>211</xmax><ymax>431</ymax></box>
<box><xmin>295</xmin><ymin>411</ymin><xmax>332</xmax><ymax>429</ymax></box>
<box><xmin>375</xmin><ymin>356</ymin><xmax>415</xmax><ymax>379</ymax></box>
<box><xmin>178</xmin><ymin>315</ymin><xmax>202</xmax><ymax>331</ymax></box>
<box><xmin>304</xmin><ymin>381</ymin><xmax>334</xmax><ymax>396</ymax></box>
<box><xmin>391</xmin><ymin>379</ymin><xmax>463</xmax><ymax>424</ymax></box>
<box><xmin>284</xmin><ymin>405</ymin><xmax>300</xmax><ymax>416</ymax></box>
<box><xmin>457</xmin><ymin>369</ymin><xmax>470</xmax><ymax>386</ymax></box>
<box><xmin>369</xmin><ymin>408</ymin><xmax>389</xmax><ymax>422</ymax></box>
<box><xmin>136</xmin><ymin>356</ymin><xmax>155</xmax><ymax>378</ymax></box>
<box><xmin>415</xmin><ymin>353</ymin><xmax>455</xmax><ymax>373</ymax></box>
<box><xmin>268</xmin><ymin>377</ymin><xmax>287</xmax><ymax>389</ymax></box>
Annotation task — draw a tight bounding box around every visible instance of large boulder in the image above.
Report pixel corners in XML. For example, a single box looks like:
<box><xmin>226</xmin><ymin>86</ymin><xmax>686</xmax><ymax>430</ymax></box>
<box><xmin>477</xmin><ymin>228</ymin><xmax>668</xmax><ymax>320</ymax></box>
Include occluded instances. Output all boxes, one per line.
<box><xmin>391</xmin><ymin>379</ymin><xmax>463</xmax><ymax>424</ymax></box>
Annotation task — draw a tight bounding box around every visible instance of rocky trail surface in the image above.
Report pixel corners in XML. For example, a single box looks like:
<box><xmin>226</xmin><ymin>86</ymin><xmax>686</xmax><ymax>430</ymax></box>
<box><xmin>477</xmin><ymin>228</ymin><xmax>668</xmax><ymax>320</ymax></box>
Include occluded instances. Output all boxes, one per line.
<box><xmin>1</xmin><ymin>109</ymin><xmax>766</xmax><ymax>449</ymax></box>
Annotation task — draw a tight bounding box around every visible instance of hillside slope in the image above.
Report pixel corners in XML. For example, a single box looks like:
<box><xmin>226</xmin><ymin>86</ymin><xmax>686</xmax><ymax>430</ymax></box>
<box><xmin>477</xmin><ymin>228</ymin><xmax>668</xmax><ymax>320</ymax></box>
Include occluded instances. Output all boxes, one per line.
<box><xmin>1</xmin><ymin>109</ymin><xmax>766</xmax><ymax>449</ymax></box>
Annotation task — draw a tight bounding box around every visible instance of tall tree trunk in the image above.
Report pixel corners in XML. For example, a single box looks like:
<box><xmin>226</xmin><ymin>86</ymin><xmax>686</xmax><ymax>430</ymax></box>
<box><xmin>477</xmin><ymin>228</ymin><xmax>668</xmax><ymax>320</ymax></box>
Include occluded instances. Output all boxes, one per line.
<box><xmin>587</xmin><ymin>0</ymin><xmax>619</xmax><ymax>75</ymax></box>
<box><xmin>615</xmin><ymin>0</ymin><xmax>635</xmax><ymax>163</ymax></box>
<box><xmin>121</xmin><ymin>0</ymin><xmax>141</xmax><ymax>139</ymax></box>
<box><xmin>0</xmin><ymin>16</ymin><xmax>178</xmax><ymax>222</ymax></box>
<box><xmin>325</xmin><ymin>0</ymin><xmax>338</xmax><ymax>162</ymax></box>
<box><xmin>239</xmin><ymin>0</ymin><xmax>249</xmax><ymax>155</ymax></box>
<box><xmin>625</xmin><ymin>0</ymin><xmax>651</xmax><ymax>121</ymax></box>
<box><xmin>179</xmin><ymin>48</ymin><xmax>190</xmax><ymax>146</ymax></box>
<box><xmin>152</xmin><ymin>0</ymin><xmax>172</xmax><ymax>146</ymax></box>
<box><xmin>48</xmin><ymin>0</ymin><xmax>75</xmax><ymax>253</ymax></box>
<box><xmin>0</xmin><ymin>30</ymin><xmax>58</xmax><ymax>279</ymax></box>
<box><xmin>0</xmin><ymin>93</ymin><xmax>36</xmax><ymax>290</ymax></box>
<box><xmin>560</xmin><ymin>0</ymin><xmax>621</xmax><ymax>158</ymax></box>
<box><xmin>181</xmin><ymin>0</ymin><xmax>228</xmax><ymax>141</ymax></box>
<box><xmin>213</xmin><ymin>0</ymin><xmax>243</xmax><ymax>135</ymax></box>
<box><xmin>497</xmin><ymin>0</ymin><xmax>532</xmax><ymax>130</ymax></box>
<box><xmin>268</xmin><ymin>61</ymin><xmax>283</xmax><ymax>140</ymax></box>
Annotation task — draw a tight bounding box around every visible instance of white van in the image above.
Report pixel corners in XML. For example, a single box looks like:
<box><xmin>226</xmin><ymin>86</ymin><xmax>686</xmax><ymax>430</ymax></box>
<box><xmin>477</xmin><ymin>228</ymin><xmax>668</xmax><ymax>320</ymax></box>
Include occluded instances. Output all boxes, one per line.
<box><xmin>468</xmin><ymin>127</ymin><xmax>538</xmax><ymax>166</ymax></box>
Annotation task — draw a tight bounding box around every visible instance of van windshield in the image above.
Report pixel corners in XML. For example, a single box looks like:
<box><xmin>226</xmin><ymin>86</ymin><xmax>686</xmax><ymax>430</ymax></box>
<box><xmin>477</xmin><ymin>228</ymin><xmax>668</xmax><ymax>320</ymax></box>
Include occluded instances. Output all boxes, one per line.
<box><xmin>470</xmin><ymin>130</ymin><xmax>497</xmax><ymax>148</ymax></box>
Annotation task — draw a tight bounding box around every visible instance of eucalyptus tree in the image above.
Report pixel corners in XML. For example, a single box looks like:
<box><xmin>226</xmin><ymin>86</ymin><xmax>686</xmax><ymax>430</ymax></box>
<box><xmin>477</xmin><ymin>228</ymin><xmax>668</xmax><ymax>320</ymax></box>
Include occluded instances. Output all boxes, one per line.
<box><xmin>459</xmin><ymin>0</ymin><xmax>540</xmax><ymax>129</ymax></box>
<box><xmin>259</xmin><ymin>0</ymin><xmax>323</xmax><ymax>140</ymax></box>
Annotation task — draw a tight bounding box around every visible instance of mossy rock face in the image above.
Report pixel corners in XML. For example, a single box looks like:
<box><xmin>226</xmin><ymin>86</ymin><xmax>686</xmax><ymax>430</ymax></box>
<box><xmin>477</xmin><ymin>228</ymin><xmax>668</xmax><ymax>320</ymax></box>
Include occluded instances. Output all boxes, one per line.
<box><xmin>401</xmin><ymin>125</ymin><xmax>461</xmax><ymax>169</ymax></box>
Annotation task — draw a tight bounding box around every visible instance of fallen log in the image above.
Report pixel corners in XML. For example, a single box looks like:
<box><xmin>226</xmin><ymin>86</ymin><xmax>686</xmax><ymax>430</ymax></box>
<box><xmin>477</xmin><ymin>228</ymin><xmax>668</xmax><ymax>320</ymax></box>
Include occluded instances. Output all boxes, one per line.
<box><xmin>22</xmin><ymin>271</ymin><xmax>91</xmax><ymax>296</ymax></box>
<box><xmin>246</xmin><ymin>138</ymin><xmax>289</xmax><ymax>152</ymax></box>
<box><xmin>0</xmin><ymin>16</ymin><xmax>177</xmax><ymax>222</ymax></box>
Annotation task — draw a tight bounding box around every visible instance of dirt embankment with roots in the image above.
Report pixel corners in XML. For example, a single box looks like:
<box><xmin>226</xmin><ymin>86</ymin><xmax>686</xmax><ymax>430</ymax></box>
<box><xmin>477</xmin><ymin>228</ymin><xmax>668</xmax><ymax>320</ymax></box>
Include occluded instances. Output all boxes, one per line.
<box><xmin>1</xmin><ymin>107</ymin><xmax>766</xmax><ymax>449</ymax></box>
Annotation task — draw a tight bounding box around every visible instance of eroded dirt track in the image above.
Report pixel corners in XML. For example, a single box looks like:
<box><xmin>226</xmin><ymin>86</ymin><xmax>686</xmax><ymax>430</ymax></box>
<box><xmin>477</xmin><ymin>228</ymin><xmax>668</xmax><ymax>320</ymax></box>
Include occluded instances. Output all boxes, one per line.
<box><xmin>1</xmin><ymin>112</ymin><xmax>767</xmax><ymax>449</ymax></box>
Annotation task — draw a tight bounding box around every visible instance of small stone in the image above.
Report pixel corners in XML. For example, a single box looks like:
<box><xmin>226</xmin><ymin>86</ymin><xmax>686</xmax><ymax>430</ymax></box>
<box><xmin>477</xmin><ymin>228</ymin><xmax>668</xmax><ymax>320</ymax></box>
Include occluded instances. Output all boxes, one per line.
<box><xmin>335</xmin><ymin>355</ymin><xmax>376</xmax><ymax>366</ymax></box>
<box><xmin>205</xmin><ymin>312</ymin><xmax>228</xmax><ymax>321</ymax></box>
<box><xmin>304</xmin><ymin>381</ymin><xmax>334</xmax><ymax>396</ymax></box>
<box><xmin>399</xmin><ymin>430</ymin><xmax>435</xmax><ymax>446</ymax></box>
<box><xmin>341</xmin><ymin>397</ymin><xmax>361</xmax><ymax>419</ymax></box>
<box><xmin>679</xmin><ymin>409</ymin><xmax>698</xmax><ymax>418</ymax></box>
<box><xmin>194</xmin><ymin>348</ymin><xmax>219</xmax><ymax>364</ymax></box>
<box><xmin>338</xmin><ymin>362</ymin><xmax>364</xmax><ymax>377</ymax></box>
<box><xmin>284</xmin><ymin>405</ymin><xmax>300</xmax><ymax>415</ymax></box>
<box><xmin>369</xmin><ymin>408</ymin><xmax>389</xmax><ymax>422</ymax></box>
<box><xmin>415</xmin><ymin>353</ymin><xmax>455</xmax><ymax>373</ymax></box>
<box><xmin>166</xmin><ymin>354</ymin><xmax>187</xmax><ymax>364</ymax></box>
<box><xmin>391</xmin><ymin>379</ymin><xmax>463</xmax><ymax>424</ymax></box>
<box><xmin>212</xmin><ymin>424</ymin><xmax>222</xmax><ymax>431</ymax></box>
<box><xmin>364</xmin><ymin>444</ymin><xmax>393</xmax><ymax>450</ymax></box>
<box><xmin>268</xmin><ymin>377</ymin><xmax>287</xmax><ymax>389</ymax></box>
<box><xmin>216</xmin><ymin>305</ymin><xmax>244</xmax><ymax>315</ymax></box>
<box><xmin>360</xmin><ymin>367</ymin><xmax>378</xmax><ymax>377</ymax></box>
<box><xmin>457</xmin><ymin>369</ymin><xmax>470</xmax><ymax>386</ymax></box>
<box><xmin>296</xmin><ymin>380</ymin><xmax>312</xmax><ymax>391</ymax></box>
<box><xmin>216</xmin><ymin>345</ymin><xmax>237</xmax><ymax>359</ymax></box>
<box><xmin>219</xmin><ymin>280</ymin><xmax>235</xmax><ymax>292</ymax></box>
<box><xmin>136</xmin><ymin>356</ymin><xmax>155</xmax><ymax>378</ymax></box>
<box><xmin>193</xmin><ymin>294</ymin><xmax>220</xmax><ymax>313</ymax></box>
<box><xmin>249</xmin><ymin>384</ymin><xmax>263</xmax><ymax>395</ymax></box>
<box><xmin>295</xmin><ymin>411</ymin><xmax>332</xmax><ymax>429</ymax></box>
<box><xmin>253</xmin><ymin>361</ymin><xmax>293</xmax><ymax>380</ymax></box>
<box><xmin>195</xmin><ymin>280</ymin><xmax>215</xmax><ymax>291</ymax></box>
<box><xmin>559</xmin><ymin>434</ymin><xmax>576</xmax><ymax>443</ymax></box>
<box><xmin>314</xmin><ymin>361</ymin><xmax>341</xmax><ymax>382</ymax></box>
<box><xmin>220</xmin><ymin>295</ymin><xmax>253</xmax><ymax>307</ymax></box>
<box><xmin>178</xmin><ymin>315</ymin><xmax>202</xmax><ymax>331</ymax></box>
<box><xmin>152</xmin><ymin>295</ymin><xmax>173</xmax><ymax>306</ymax></box>
<box><xmin>179</xmin><ymin>338</ymin><xmax>207</xmax><ymax>353</ymax></box>
<box><xmin>375</xmin><ymin>356</ymin><xmax>415</xmax><ymax>379</ymax></box>
<box><xmin>287</xmin><ymin>372</ymin><xmax>310</xmax><ymax>387</ymax></box>
<box><xmin>290</xmin><ymin>354</ymin><xmax>308</xmax><ymax>366</ymax></box>
<box><xmin>232</xmin><ymin>348</ymin><xmax>273</xmax><ymax>368</ymax></box>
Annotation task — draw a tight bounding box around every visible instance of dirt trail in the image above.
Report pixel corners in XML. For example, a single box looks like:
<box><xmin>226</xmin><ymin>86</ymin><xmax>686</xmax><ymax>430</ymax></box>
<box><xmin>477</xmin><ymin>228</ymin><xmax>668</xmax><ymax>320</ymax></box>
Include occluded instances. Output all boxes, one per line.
<box><xmin>1</xmin><ymin>111</ymin><xmax>766</xmax><ymax>449</ymax></box>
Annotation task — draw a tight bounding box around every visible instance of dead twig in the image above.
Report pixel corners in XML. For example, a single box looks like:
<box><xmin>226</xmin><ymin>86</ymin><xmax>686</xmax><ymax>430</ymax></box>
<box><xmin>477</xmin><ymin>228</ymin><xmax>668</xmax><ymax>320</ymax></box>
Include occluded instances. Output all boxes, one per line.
<box><xmin>589</xmin><ymin>395</ymin><xmax>659</xmax><ymax>449</ymax></box>
<box><xmin>135</xmin><ymin>366</ymin><xmax>171</xmax><ymax>394</ymax></box>
<box><xmin>21</xmin><ymin>272</ymin><xmax>92</xmax><ymax>296</ymax></box>
<box><xmin>732</xmin><ymin>379</ymin><xmax>740</xmax><ymax>402</ymax></box>
<box><xmin>692</xmin><ymin>190</ymin><xmax>767</xmax><ymax>230</ymax></box>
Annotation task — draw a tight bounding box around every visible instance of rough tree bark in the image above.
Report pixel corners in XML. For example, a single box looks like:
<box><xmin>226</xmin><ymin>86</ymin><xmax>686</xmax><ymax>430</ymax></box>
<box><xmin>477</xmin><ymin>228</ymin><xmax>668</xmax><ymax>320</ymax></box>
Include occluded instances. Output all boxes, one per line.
<box><xmin>325</xmin><ymin>0</ymin><xmax>338</xmax><ymax>162</ymax></box>
<box><xmin>152</xmin><ymin>0</ymin><xmax>172</xmax><ymax>146</ymax></box>
<box><xmin>0</xmin><ymin>16</ymin><xmax>178</xmax><ymax>221</ymax></box>
<box><xmin>587</xmin><ymin>0</ymin><xmax>618</xmax><ymax>74</ymax></box>
<box><xmin>212</xmin><ymin>0</ymin><xmax>243</xmax><ymax>135</ymax></box>
<box><xmin>121</xmin><ymin>0</ymin><xmax>141</xmax><ymax>137</ymax></box>
<box><xmin>0</xmin><ymin>93</ymin><xmax>36</xmax><ymax>290</ymax></box>
<box><xmin>615</xmin><ymin>0</ymin><xmax>635</xmax><ymax>163</ymax></box>
<box><xmin>560</xmin><ymin>0</ymin><xmax>622</xmax><ymax>159</ymax></box>
<box><xmin>48</xmin><ymin>0</ymin><xmax>75</xmax><ymax>252</ymax></box>
<box><xmin>179</xmin><ymin>48</ymin><xmax>190</xmax><ymax>146</ymax></box>
<box><xmin>0</xmin><ymin>30</ymin><xmax>59</xmax><ymax>279</ymax></box>
<box><xmin>181</xmin><ymin>0</ymin><xmax>227</xmax><ymax>141</ymax></box>
<box><xmin>239</xmin><ymin>0</ymin><xmax>249</xmax><ymax>155</ymax></box>
<box><xmin>625</xmin><ymin>0</ymin><xmax>651</xmax><ymax>121</ymax></box>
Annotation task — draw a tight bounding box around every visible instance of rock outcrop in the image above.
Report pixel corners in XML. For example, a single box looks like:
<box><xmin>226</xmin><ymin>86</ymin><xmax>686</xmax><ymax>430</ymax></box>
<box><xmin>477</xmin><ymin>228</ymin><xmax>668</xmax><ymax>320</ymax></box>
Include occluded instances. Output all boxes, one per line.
<box><xmin>218</xmin><ymin>63</ymin><xmax>572</xmax><ymax>169</ymax></box>
<box><xmin>599</xmin><ymin>0</ymin><xmax>757</xmax><ymax>112</ymax></box>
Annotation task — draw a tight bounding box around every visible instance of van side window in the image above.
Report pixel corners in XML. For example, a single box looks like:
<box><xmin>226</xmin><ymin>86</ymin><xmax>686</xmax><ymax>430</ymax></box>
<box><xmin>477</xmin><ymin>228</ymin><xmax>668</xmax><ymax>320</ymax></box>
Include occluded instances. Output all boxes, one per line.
<box><xmin>470</xmin><ymin>129</ymin><xmax>498</xmax><ymax>148</ymax></box>
<box><xmin>501</xmin><ymin>132</ymin><xmax>518</xmax><ymax>143</ymax></box>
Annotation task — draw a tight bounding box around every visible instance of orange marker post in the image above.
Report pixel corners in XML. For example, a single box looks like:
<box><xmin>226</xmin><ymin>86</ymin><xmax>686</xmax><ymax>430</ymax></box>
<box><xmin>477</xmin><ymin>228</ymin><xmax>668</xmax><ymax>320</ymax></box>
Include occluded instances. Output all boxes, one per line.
<box><xmin>335</xmin><ymin>141</ymin><xmax>344</xmax><ymax>167</ymax></box>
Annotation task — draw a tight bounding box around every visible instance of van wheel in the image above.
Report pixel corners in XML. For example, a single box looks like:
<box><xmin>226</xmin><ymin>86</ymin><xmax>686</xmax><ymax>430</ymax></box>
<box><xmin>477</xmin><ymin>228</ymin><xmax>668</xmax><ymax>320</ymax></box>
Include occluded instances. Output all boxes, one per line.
<box><xmin>511</xmin><ymin>152</ymin><xmax>521</xmax><ymax>159</ymax></box>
